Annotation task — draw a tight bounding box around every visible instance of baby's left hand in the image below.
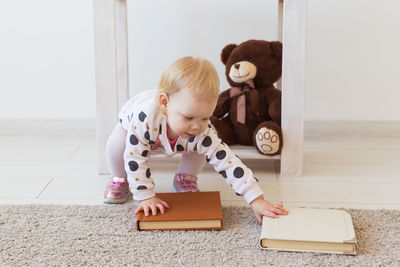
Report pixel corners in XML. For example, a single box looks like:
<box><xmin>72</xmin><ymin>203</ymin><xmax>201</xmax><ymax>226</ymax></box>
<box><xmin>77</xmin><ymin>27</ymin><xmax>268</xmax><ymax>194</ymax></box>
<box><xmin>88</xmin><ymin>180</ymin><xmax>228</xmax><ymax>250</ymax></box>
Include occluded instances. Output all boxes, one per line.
<box><xmin>250</xmin><ymin>195</ymin><xmax>288</xmax><ymax>224</ymax></box>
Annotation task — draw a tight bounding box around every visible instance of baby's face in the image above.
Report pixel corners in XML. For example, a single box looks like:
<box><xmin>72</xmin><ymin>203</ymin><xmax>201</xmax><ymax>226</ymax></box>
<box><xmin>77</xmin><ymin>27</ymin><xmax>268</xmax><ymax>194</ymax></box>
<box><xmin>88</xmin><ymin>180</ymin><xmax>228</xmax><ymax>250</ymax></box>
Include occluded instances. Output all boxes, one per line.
<box><xmin>161</xmin><ymin>88</ymin><xmax>217</xmax><ymax>139</ymax></box>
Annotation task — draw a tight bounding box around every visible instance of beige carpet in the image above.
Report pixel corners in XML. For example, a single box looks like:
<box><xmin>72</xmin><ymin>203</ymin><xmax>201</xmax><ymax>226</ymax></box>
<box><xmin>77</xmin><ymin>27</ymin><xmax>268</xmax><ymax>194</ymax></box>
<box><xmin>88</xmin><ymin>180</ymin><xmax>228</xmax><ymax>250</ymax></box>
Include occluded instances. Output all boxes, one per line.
<box><xmin>0</xmin><ymin>204</ymin><xmax>399</xmax><ymax>266</ymax></box>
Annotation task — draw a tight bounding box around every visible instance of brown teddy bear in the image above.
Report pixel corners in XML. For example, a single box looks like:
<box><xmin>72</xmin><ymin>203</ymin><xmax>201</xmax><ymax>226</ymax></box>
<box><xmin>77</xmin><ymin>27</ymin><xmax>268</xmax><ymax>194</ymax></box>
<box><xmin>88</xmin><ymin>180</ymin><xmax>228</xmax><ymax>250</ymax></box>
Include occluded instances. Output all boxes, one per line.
<box><xmin>210</xmin><ymin>39</ymin><xmax>283</xmax><ymax>155</ymax></box>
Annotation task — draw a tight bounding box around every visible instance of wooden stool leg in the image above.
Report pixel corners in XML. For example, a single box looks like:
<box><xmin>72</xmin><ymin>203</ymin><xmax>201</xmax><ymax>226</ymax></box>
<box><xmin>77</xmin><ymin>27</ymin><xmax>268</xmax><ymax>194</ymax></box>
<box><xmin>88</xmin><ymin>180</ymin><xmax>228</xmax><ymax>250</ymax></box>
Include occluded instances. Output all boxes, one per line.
<box><xmin>93</xmin><ymin>0</ymin><xmax>129</xmax><ymax>174</ymax></box>
<box><xmin>280</xmin><ymin>0</ymin><xmax>307</xmax><ymax>177</ymax></box>
<box><xmin>276</xmin><ymin>0</ymin><xmax>283</xmax><ymax>91</ymax></box>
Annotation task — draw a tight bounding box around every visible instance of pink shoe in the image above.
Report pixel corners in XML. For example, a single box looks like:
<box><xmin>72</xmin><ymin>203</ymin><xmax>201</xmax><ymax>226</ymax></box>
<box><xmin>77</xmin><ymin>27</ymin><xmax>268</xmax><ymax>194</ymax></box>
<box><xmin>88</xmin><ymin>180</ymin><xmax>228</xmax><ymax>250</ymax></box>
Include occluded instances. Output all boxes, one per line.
<box><xmin>104</xmin><ymin>177</ymin><xmax>132</xmax><ymax>204</ymax></box>
<box><xmin>173</xmin><ymin>173</ymin><xmax>200</xmax><ymax>192</ymax></box>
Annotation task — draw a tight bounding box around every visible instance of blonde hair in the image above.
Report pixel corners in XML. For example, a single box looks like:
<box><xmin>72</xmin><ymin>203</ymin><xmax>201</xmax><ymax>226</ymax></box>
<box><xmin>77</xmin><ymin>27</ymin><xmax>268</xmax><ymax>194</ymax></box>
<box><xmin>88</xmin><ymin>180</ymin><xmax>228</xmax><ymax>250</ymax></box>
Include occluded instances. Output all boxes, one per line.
<box><xmin>157</xmin><ymin>57</ymin><xmax>220</xmax><ymax>102</ymax></box>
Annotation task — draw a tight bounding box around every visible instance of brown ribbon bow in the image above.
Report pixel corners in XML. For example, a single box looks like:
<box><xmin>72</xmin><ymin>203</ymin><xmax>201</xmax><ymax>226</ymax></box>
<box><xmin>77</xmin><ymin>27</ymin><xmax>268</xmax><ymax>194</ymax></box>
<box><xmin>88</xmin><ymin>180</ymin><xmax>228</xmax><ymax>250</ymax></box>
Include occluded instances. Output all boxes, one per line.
<box><xmin>229</xmin><ymin>80</ymin><xmax>259</xmax><ymax>124</ymax></box>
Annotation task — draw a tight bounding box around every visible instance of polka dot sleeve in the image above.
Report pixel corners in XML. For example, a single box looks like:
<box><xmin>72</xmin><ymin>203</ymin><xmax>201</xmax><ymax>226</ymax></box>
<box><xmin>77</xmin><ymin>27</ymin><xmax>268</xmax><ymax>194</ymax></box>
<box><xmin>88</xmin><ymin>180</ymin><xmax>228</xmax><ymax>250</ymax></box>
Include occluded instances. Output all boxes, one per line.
<box><xmin>123</xmin><ymin>111</ymin><xmax>157</xmax><ymax>201</ymax></box>
<box><xmin>187</xmin><ymin>125</ymin><xmax>264</xmax><ymax>204</ymax></box>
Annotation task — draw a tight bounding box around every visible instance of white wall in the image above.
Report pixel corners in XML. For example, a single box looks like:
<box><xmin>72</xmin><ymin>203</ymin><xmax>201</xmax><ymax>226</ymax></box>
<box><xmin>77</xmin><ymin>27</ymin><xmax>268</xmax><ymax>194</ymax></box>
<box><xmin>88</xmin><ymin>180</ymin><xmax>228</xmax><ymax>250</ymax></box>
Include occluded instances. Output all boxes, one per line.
<box><xmin>127</xmin><ymin>0</ymin><xmax>277</xmax><ymax>97</ymax></box>
<box><xmin>0</xmin><ymin>0</ymin><xmax>96</xmax><ymax>119</ymax></box>
<box><xmin>0</xmin><ymin>0</ymin><xmax>399</xmax><ymax>121</ymax></box>
<box><xmin>306</xmin><ymin>0</ymin><xmax>400</xmax><ymax>121</ymax></box>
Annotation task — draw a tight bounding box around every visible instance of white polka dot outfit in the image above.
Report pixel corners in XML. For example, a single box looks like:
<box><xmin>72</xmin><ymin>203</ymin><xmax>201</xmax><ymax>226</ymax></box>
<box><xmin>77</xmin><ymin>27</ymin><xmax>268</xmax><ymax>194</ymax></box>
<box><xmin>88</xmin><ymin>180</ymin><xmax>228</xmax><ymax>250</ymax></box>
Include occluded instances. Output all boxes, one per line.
<box><xmin>119</xmin><ymin>90</ymin><xmax>264</xmax><ymax>204</ymax></box>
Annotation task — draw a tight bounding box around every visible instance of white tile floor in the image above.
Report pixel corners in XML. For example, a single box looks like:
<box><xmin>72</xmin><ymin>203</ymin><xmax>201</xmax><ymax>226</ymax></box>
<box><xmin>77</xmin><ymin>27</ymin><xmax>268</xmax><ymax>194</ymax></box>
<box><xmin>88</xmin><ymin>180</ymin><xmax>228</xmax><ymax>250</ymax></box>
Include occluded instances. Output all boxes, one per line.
<box><xmin>1</xmin><ymin>120</ymin><xmax>400</xmax><ymax>210</ymax></box>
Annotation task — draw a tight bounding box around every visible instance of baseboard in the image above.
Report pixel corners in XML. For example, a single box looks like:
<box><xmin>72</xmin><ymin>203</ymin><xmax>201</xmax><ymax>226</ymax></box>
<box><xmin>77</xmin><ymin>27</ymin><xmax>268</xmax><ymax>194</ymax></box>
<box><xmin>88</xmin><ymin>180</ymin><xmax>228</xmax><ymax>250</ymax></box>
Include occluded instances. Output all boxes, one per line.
<box><xmin>305</xmin><ymin>120</ymin><xmax>400</xmax><ymax>140</ymax></box>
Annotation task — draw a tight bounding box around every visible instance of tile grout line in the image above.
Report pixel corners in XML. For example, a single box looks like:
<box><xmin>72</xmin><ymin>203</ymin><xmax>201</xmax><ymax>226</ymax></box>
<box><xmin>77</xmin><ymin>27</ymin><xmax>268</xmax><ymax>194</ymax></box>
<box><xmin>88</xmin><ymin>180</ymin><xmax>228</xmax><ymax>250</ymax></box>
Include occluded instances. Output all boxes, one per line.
<box><xmin>66</xmin><ymin>145</ymin><xmax>81</xmax><ymax>160</ymax></box>
<box><xmin>35</xmin><ymin>177</ymin><xmax>54</xmax><ymax>199</ymax></box>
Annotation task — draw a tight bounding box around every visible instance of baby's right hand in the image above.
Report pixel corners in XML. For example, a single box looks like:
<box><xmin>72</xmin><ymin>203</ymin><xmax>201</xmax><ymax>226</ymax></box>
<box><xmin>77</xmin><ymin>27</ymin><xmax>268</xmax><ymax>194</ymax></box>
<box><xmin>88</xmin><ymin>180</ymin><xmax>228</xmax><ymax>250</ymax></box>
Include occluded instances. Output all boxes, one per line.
<box><xmin>134</xmin><ymin>196</ymin><xmax>170</xmax><ymax>216</ymax></box>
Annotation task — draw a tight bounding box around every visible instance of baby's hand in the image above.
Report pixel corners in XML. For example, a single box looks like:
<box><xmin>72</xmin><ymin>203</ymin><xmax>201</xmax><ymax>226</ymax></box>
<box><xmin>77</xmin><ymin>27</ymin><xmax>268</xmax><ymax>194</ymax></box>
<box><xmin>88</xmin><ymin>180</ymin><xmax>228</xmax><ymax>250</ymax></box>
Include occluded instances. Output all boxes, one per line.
<box><xmin>250</xmin><ymin>195</ymin><xmax>288</xmax><ymax>224</ymax></box>
<box><xmin>134</xmin><ymin>196</ymin><xmax>170</xmax><ymax>216</ymax></box>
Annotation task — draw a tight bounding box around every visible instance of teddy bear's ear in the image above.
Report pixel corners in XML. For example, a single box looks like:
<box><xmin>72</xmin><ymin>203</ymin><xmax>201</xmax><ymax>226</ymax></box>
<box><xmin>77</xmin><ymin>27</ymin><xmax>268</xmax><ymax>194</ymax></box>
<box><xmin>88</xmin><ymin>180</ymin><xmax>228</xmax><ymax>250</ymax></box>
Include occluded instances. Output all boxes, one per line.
<box><xmin>221</xmin><ymin>44</ymin><xmax>237</xmax><ymax>65</ymax></box>
<box><xmin>270</xmin><ymin>41</ymin><xmax>282</xmax><ymax>65</ymax></box>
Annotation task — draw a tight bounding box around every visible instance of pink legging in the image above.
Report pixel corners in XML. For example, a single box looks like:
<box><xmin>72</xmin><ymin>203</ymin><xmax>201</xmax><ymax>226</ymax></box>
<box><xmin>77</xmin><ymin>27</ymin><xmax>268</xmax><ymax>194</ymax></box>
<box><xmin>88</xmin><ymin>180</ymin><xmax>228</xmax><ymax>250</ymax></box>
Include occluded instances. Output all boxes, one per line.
<box><xmin>106</xmin><ymin>124</ymin><xmax>206</xmax><ymax>178</ymax></box>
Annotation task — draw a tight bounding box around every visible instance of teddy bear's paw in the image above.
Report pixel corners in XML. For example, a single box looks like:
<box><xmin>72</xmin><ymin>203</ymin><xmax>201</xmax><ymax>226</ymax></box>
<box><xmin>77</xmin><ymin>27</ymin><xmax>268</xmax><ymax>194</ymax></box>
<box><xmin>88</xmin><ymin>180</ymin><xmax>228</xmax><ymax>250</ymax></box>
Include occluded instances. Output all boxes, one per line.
<box><xmin>255</xmin><ymin>127</ymin><xmax>280</xmax><ymax>155</ymax></box>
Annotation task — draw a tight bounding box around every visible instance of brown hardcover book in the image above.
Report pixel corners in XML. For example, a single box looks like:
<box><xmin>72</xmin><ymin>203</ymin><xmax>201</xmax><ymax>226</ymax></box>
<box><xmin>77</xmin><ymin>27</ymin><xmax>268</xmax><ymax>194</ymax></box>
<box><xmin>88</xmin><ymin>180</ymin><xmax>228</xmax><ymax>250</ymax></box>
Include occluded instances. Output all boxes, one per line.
<box><xmin>136</xmin><ymin>191</ymin><xmax>223</xmax><ymax>231</ymax></box>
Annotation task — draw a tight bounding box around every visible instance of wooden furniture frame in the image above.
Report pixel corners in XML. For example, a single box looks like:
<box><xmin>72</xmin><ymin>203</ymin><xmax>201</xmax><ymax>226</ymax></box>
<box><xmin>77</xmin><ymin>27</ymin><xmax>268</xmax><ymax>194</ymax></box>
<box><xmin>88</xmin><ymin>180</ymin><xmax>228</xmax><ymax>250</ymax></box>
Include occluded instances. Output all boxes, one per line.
<box><xmin>93</xmin><ymin>0</ymin><xmax>306</xmax><ymax>177</ymax></box>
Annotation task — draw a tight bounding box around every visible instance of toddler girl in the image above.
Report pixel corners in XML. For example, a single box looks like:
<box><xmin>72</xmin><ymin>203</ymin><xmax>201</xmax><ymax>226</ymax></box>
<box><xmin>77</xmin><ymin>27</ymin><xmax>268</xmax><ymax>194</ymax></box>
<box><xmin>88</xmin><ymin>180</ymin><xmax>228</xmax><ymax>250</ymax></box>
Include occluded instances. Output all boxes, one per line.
<box><xmin>104</xmin><ymin>56</ymin><xmax>288</xmax><ymax>223</ymax></box>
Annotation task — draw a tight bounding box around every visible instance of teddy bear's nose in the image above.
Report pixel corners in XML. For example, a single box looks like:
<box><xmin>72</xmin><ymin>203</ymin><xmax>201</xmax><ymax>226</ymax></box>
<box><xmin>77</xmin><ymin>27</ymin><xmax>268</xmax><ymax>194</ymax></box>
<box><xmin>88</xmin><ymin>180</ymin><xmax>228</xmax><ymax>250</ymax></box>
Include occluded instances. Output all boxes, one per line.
<box><xmin>234</xmin><ymin>64</ymin><xmax>240</xmax><ymax>69</ymax></box>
